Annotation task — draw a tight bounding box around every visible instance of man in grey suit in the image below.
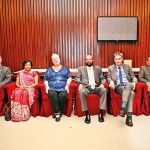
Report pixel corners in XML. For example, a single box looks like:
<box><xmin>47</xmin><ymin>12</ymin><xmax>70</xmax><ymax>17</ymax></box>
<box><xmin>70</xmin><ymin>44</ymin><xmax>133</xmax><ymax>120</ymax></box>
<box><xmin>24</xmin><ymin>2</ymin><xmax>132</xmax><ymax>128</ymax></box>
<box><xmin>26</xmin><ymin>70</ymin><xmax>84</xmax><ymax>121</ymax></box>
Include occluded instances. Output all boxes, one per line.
<box><xmin>75</xmin><ymin>55</ymin><xmax>107</xmax><ymax>124</ymax></box>
<box><xmin>0</xmin><ymin>55</ymin><xmax>11</xmax><ymax>87</ymax></box>
<box><xmin>138</xmin><ymin>56</ymin><xmax>150</xmax><ymax>96</ymax></box>
<box><xmin>107</xmin><ymin>52</ymin><xmax>137</xmax><ymax>127</ymax></box>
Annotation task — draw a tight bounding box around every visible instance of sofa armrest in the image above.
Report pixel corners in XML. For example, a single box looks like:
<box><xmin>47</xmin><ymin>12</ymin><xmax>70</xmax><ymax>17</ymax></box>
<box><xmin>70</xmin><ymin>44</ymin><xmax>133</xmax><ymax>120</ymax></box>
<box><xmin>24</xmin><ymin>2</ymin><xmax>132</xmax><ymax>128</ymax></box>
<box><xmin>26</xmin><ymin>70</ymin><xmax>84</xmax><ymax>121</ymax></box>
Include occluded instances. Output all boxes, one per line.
<box><xmin>68</xmin><ymin>81</ymin><xmax>79</xmax><ymax>98</ymax></box>
<box><xmin>0</xmin><ymin>84</ymin><xmax>7</xmax><ymax>101</ymax></box>
<box><xmin>35</xmin><ymin>81</ymin><xmax>47</xmax><ymax>99</ymax></box>
<box><xmin>104</xmin><ymin>82</ymin><xmax>109</xmax><ymax>89</ymax></box>
<box><xmin>4</xmin><ymin>82</ymin><xmax>16</xmax><ymax>99</ymax></box>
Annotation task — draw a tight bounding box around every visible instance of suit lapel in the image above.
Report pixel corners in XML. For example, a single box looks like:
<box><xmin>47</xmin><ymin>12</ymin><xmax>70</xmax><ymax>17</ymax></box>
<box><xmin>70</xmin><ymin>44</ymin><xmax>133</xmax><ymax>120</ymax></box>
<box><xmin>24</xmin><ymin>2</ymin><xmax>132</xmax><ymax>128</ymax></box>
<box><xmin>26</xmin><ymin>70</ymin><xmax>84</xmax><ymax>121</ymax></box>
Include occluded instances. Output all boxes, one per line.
<box><xmin>145</xmin><ymin>66</ymin><xmax>150</xmax><ymax>81</ymax></box>
<box><xmin>83</xmin><ymin>66</ymin><xmax>89</xmax><ymax>82</ymax></box>
<box><xmin>146</xmin><ymin>66</ymin><xmax>150</xmax><ymax>74</ymax></box>
<box><xmin>0</xmin><ymin>66</ymin><xmax>4</xmax><ymax>81</ymax></box>
<box><xmin>122</xmin><ymin>64</ymin><xmax>128</xmax><ymax>76</ymax></box>
<box><xmin>93</xmin><ymin>66</ymin><xmax>98</xmax><ymax>82</ymax></box>
<box><xmin>113</xmin><ymin>65</ymin><xmax>118</xmax><ymax>81</ymax></box>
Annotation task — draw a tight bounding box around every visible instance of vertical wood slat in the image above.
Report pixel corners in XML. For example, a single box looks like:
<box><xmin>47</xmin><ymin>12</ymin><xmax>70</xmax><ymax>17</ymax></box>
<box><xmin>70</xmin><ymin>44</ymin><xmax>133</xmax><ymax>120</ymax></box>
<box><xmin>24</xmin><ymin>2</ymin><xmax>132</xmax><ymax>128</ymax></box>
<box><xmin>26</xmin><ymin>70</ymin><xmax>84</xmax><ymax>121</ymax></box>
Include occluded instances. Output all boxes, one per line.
<box><xmin>0</xmin><ymin>0</ymin><xmax>150</xmax><ymax>72</ymax></box>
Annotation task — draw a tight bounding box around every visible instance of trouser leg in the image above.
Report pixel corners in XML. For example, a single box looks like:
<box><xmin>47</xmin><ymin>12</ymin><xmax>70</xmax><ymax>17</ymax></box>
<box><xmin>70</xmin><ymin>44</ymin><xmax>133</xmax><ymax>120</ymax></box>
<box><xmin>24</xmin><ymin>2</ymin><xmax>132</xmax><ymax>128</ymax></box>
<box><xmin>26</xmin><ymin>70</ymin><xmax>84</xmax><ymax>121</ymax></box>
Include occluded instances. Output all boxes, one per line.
<box><xmin>58</xmin><ymin>91</ymin><xmax>68</xmax><ymax>111</ymax></box>
<box><xmin>115</xmin><ymin>83</ymin><xmax>134</xmax><ymax>112</ymax></box>
<box><xmin>127</xmin><ymin>91</ymin><xmax>135</xmax><ymax>112</ymax></box>
<box><xmin>93</xmin><ymin>87</ymin><xmax>107</xmax><ymax>110</ymax></box>
<box><xmin>79</xmin><ymin>88</ymin><xmax>90</xmax><ymax>111</ymax></box>
<box><xmin>48</xmin><ymin>90</ymin><xmax>60</xmax><ymax>113</ymax></box>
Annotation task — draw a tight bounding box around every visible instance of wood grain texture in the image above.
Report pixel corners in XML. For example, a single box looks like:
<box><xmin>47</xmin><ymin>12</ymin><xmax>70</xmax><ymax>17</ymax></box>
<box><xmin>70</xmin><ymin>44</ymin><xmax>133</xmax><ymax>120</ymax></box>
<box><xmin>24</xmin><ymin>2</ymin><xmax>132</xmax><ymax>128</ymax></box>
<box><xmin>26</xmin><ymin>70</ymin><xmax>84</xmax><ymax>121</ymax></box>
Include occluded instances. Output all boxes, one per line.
<box><xmin>0</xmin><ymin>0</ymin><xmax>150</xmax><ymax>72</ymax></box>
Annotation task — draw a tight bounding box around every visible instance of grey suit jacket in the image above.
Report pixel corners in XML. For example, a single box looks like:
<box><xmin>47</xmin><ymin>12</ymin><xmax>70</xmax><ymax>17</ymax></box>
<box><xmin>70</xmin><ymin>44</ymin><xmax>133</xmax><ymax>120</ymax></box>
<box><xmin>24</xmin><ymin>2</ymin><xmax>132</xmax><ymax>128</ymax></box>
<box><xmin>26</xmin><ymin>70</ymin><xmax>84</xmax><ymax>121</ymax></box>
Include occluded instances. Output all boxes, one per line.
<box><xmin>107</xmin><ymin>64</ymin><xmax>137</xmax><ymax>86</ymax></box>
<box><xmin>0</xmin><ymin>66</ymin><xmax>11</xmax><ymax>87</ymax></box>
<box><xmin>138</xmin><ymin>66</ymin><xmax>150</xmax><ymax>83</ymax></box>
<box><xmin>75</xmin><ymin>65</ymin><xmax>106</xmax><ymax>87</ymax></box>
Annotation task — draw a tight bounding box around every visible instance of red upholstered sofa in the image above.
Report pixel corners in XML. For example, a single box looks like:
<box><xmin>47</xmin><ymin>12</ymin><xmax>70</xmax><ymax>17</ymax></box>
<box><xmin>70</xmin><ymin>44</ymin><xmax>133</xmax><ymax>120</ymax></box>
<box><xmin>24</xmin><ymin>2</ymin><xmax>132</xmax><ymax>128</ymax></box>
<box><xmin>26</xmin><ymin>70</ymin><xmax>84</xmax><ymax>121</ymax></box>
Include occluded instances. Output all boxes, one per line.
<box><xmin>39</xmin><ymin>80</ymin><xmax>76</xmax><ymax>117</ymax></box>
<box><xmin>0</xmin><ymin>84</ymin><xmax>10</xmax><ymax>116</ymax></box>
<box><xmin>108</xmin><ymin>82</ymin><xmax>145</xmax><ymax>116</ymax></box>
<box><xmin>139</xmin><ymin>82</ymin><xmax>150</xmax><ymax>116</ymax></box>
<box><xmin>74</xmin><ymin>82</ymin><xmax>109</xmax><ymax>117</ymax></box>
<box><xmin>4</xmin><ymin>72</ymin><xmax>42</xmax><ymax>117</ymax></box>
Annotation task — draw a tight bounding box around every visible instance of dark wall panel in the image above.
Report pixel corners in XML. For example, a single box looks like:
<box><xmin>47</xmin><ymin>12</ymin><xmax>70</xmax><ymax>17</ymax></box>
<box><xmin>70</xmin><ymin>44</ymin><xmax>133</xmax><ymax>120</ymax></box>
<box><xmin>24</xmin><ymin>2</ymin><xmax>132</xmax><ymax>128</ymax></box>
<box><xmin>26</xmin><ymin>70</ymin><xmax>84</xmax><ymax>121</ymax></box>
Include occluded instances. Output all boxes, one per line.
<box><xmin>0</xmin><ymin>0</ymin><xmax>150</xmax><ymax>72</ymax></box>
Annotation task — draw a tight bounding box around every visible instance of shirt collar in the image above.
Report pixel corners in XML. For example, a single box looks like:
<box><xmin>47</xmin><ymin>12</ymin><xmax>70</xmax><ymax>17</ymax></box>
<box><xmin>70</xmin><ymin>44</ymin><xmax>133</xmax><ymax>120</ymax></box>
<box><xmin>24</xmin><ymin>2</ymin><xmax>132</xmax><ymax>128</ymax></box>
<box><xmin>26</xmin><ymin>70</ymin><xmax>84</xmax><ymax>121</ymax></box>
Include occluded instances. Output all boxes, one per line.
<box><xmin>87</xmin><ymin>66</ymin><xmax>93</xmax><ymax>70</ymax></box>
<box><xmin>116</xmin><ymin>65</ymin><xmax>123</xmax><ymax>69</ymax></box>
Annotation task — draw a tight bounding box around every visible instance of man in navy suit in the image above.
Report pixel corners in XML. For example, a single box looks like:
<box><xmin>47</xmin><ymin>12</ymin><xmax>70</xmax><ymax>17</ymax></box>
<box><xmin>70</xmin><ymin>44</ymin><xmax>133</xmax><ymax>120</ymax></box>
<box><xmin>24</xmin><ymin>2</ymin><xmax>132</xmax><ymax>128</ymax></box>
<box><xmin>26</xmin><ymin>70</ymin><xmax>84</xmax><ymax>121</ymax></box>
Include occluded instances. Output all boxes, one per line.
<box><xmin>0</xmin><ymin>55</ymin><xmax>11</xmax><ymax>87</ymax></box>
<box><xmin>75</xmin><ymin>55</ymin><xmax>107</xmax><ymax>124</ymax></box>
<box><xmin>107</xmin><ymin>52</ymin><xmax>137</xmax><ymax>127</ymax></box>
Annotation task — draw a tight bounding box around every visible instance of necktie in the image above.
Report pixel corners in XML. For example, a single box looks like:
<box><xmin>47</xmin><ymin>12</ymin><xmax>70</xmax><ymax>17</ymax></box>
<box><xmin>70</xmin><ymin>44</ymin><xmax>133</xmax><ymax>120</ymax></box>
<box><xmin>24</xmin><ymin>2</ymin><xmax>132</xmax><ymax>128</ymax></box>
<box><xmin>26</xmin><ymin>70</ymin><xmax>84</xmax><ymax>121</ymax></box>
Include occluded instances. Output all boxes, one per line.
<box><xmin>118</xmin><ymin>67</ymin><xmax>124</xmax><ymax>86</ymax></box>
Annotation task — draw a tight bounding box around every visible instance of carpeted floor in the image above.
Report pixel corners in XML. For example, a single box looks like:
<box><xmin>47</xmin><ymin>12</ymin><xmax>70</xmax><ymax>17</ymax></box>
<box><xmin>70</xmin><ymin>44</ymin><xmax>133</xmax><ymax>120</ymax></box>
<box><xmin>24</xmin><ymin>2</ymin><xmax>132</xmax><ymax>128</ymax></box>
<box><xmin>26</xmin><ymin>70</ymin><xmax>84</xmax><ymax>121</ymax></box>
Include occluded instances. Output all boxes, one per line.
<box><xmin>0</xmin><ymin>113</ymin><xmax>150</xmax><ymax>150</ymax></box>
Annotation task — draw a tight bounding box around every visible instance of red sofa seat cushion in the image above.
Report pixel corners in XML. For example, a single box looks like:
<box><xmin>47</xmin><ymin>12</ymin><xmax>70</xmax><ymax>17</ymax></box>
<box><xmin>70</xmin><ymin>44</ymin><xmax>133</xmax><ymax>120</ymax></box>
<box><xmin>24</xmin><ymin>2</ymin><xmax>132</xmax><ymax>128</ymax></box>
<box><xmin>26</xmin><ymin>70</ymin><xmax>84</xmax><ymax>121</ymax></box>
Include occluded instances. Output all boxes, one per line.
<box><xmin>39</xmin><ymin>81</ymin><xmax>75</xmax><ymax>117</ymax></box>
<box><xmin>109</xmin><ymin>82</ymin><xmax>143</xmax><ymax>116</ymax></box>
<box><xmin>74</xmin><ymin>82</ymin><xmax>108</xmax><ymax>117</ymax></box>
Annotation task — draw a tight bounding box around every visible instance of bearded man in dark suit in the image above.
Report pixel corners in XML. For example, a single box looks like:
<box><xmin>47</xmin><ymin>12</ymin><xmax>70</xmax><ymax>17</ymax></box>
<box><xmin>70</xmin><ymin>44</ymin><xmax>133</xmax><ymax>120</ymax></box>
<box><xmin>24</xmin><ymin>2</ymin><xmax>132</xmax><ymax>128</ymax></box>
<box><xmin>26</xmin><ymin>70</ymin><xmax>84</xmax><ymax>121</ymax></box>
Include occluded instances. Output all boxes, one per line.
<box><xmin>75</xmin><ymin>55</ymin><xmax>107</xmax><ymax>124</ymax></box>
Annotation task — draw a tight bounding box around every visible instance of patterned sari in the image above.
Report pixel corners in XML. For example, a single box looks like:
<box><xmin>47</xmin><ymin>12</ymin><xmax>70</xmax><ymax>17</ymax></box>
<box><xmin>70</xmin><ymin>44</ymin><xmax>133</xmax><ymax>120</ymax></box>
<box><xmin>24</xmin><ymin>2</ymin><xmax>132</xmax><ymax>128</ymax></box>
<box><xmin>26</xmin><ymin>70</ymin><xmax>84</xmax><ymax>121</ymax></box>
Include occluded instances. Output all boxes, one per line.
<box><xmin>11</xmin><ymin>71</ymin><xmax>37</xmax><ymax>122</ymax></box>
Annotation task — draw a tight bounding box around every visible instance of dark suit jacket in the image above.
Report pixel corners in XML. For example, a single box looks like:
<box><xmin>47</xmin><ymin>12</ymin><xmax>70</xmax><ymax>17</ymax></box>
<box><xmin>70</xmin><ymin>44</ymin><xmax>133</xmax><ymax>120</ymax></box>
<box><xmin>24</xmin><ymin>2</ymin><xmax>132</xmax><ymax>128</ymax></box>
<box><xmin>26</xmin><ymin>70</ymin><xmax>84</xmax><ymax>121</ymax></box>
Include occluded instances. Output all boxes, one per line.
<box><xmin>0</xmin><ymin>66</ymin><xmax>11</xmax><ymax>87</ymax></box>
<box><xmin>107</xmin><ymin>64</ymin><xmax>137</xmax><ymax>86</ymax></box>
<box><xmin>75</xmin><ymin>65</ymin><xmax>106</xmax><ymax>87</ymax></box>
<box><xmin>138</xmin><ymin>66</ymin><xmax>150</xmax><ymax>83</ymax></box>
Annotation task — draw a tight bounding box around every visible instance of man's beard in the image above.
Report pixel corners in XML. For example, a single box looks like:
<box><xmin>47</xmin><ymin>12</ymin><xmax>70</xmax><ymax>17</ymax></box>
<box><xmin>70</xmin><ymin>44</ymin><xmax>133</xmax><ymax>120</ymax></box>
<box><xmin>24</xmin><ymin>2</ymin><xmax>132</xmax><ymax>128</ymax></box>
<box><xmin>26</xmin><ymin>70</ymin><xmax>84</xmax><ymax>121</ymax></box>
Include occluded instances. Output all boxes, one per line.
<box><xmin>86</xmin><ymin>62</ymin><xmax>93</xmax><ymax>67</ymax></box>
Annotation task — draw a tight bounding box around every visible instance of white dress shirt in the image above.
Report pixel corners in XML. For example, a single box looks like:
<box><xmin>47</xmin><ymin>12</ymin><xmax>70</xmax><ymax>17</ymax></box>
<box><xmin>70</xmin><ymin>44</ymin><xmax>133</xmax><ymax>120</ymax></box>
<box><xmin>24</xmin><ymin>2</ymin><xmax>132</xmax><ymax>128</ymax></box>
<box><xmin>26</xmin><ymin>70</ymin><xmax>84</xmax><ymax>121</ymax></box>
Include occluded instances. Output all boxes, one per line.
<box><xmin>87</xmin><ymin>66</ymin><xmax>96</xmax><ymax>89</ymax></box>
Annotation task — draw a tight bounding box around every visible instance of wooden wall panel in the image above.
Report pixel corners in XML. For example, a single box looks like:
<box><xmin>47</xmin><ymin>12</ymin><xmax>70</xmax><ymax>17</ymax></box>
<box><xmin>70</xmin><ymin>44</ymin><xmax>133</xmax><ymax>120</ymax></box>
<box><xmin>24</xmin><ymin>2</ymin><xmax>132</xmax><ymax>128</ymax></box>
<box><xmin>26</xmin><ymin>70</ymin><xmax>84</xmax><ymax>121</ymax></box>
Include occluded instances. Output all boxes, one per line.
<box><xmin>0</xmin><ymin>0</ymin><xmax>150</xmax><ymax>72</ymax></box>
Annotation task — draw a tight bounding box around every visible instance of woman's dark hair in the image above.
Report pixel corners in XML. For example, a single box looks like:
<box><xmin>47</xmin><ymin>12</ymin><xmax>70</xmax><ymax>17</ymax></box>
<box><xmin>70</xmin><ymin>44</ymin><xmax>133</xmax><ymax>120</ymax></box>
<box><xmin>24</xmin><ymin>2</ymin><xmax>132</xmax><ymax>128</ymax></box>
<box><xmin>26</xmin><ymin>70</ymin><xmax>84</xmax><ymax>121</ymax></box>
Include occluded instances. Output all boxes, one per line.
<box><xmin>22</xmin><ymin>59</ymin><xmax>33</xmax><ymax>69</ymax></box>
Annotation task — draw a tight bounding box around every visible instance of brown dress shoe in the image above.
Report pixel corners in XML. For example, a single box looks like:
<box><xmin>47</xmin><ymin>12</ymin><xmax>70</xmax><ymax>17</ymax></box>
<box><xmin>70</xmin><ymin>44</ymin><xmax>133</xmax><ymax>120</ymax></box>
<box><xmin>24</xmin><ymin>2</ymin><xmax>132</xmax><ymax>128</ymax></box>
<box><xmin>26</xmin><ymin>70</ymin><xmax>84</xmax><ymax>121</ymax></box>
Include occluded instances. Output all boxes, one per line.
<box><xmin>126</xmin><ymin>116</ymin><xmax>133</xmax><ymax>127</ymax></box>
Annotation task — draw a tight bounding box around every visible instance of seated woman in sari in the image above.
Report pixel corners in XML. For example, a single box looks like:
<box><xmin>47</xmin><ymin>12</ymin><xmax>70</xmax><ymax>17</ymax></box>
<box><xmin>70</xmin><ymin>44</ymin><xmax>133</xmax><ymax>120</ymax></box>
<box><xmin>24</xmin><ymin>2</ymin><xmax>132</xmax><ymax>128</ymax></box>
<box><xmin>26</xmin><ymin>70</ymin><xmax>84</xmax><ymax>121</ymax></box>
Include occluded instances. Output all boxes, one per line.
<box><xmin>11</xmin><ymin>60</ymin><xmax>38</xmax><ymax>122</ymax></box>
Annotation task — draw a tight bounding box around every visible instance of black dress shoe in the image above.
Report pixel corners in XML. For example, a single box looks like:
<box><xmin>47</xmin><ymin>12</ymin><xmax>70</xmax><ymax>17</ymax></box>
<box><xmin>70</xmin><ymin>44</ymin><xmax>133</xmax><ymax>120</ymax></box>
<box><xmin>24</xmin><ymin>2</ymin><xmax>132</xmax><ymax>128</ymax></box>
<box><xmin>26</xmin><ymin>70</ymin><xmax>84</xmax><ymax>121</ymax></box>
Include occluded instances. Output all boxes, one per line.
<box><xmin>126</xmin><ymin>116</ymin><xmax>133</xmax><ymax>127</ymax></box>
<box><xmin>119</xmin><ymin>107</ymin><xmax>126</xmax><ymax>117</ymax></box>
<box><xmin>52</xmin><ymin>113</ymin><xmax>62</xmax><ymax>118</ymax></box>
<box><xmin>85</xmin><ymin>115</ymin><xmax>91</xmax><ymax>124</ymax></box>
<box><xmin>55</xmin><ymin>116</ymin><xmax>61</xmax><ymax>122</ymax></box>
<box><xmin>55</xmin><ymin>113</ymin><xmax>62</xmax><ymax>122</ymax></box>
<box><xmin>52</xmin><ymin>113</ymin><xmax>56</xmax><ymax>119</ymax></box>
<box><xmin>98</xmin><ymin>113</ymin><xmax>104</xmax><ymax>122</ymax></box>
